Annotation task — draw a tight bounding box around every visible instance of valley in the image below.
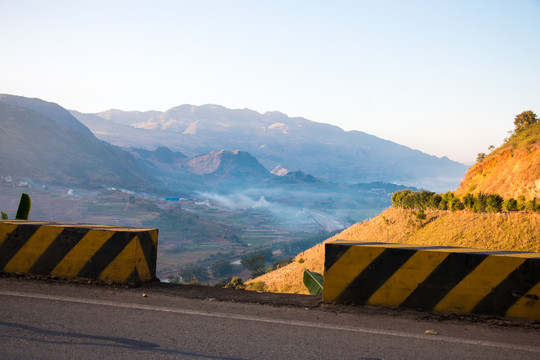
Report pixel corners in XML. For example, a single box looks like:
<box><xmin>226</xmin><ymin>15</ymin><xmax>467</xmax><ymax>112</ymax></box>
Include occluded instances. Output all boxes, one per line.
<box><xmin>0</xmin><ymin>94</ymin><xmax>470</xmax><ymax>286</ymax></box>
<box><xmin>0</xmin><ymin>175</ymin><xmax>399</xmax><ymax>284</ymax></box>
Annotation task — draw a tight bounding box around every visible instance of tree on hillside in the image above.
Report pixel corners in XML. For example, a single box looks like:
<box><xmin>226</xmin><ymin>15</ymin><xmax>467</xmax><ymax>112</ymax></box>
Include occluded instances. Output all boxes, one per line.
<box><xmin>514</xmin><ymin>110</ymin><xmax>538</xmax><ymax>132</ymax></box>
<box><xmin>476</xmin><ymin>152</ymin><xmax>486</xmax><ymax>163</ymax></box>
<box><xmin>242</xmin><ymin>255</ymin><xmax>266</xmax><ymax>278</ymax></box>
<box><xmin>179</xmin><ymin>265</ymin><xmax>209</xmax><ymax>283</ymax></box>
<box><xmin>210</xmin><ymin>258</ymin><xmax>233</xmax><ymax>278</ymax></box>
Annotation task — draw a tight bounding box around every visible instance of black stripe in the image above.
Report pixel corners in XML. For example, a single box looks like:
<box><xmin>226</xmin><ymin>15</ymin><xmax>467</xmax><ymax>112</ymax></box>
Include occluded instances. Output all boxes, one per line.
<box><xmin>126</xmin><ymin>269</ymin><xmax>138</xmax><ymax>284</ymax></box>
<box><xmin>324</xmin><ymin>243</ymin><xmax>352</xmax><ymax>272</ymax></box>
<box><xmin>336</xmin><ymin>248</ymin><xmax>416</xmax><ymax>305</ymax></box>
<box><xmin>0</xmin><ymin>225</ymin><xmax>39</xmax><ymax>270</ymax></box>
<box><xmin>137</xmin><ymin>231</ymin><xmax>157</xmax><ymax>274</ymax></box>
<box><xmin>29</xmin><ymin>228</ymin><xmax>90</xmax><ymax>275</ymax></box>
<box><xmin>401</xmin><ymin>252</ymin><xmax>487</xmax><ymax>310</ymax></box>
<box><xmin>473</xmin><ymin>258</ymin><xmax>540</xmax><ymax>316</ymax></box>
<box><xmin>76</xmin><ymin>232</ymin><xmax>135</xmax><ymax>278</ymax></box>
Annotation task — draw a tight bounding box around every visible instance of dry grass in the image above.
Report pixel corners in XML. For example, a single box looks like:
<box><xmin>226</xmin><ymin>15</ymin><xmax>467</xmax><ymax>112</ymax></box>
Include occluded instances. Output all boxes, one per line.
<box><xmin>249</xmin><ymin>207</ymin><xmax>540</xmax><ymax>294</ymax></box>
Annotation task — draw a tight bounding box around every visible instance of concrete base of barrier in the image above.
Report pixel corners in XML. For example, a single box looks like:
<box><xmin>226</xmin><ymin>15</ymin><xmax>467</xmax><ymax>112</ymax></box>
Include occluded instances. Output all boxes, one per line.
<box><xmin>323</xmin><ymin>241</ymin><xmax>540</xmax><ymax>321</ymax></box>
<box><xmin>0</xmin><ymin>220</ymin><xmax>158</xmax><ymax>285</ymax></box>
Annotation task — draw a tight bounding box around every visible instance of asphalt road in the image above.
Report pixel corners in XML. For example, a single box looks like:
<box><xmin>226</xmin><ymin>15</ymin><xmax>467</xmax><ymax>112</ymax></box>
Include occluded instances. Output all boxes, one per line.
<box><xmin>0</xmin><ymin>277</ymin><xmax>539</xmax><ymax>360</ymax></box>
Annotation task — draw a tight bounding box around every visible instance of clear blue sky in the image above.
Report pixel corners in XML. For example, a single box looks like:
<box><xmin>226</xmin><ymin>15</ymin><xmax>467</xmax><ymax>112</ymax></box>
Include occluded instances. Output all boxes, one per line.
<box><xmin>1</xmin><ymin>0</ymin><xmax>539</xmax><ymax>164</ymax></box>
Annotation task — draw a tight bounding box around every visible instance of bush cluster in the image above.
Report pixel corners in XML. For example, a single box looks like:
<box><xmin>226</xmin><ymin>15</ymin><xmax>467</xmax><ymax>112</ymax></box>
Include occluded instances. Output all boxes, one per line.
<box><xmin>392</xmin><ymin>189</ymin><xmax>540</xmax><ymax>213</ymax></box>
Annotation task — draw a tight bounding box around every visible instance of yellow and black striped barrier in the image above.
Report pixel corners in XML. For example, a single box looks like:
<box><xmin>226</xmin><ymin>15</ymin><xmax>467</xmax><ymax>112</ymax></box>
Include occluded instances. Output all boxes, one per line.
<box><xmin>323</xmin><ymin>241</ymin><xmax>540</xmax><ymax>321</ymax></box>
<box><xmin>0</xmin><ymin>220</ymin><xmax>158</xmax><ymax>285</ymax></box>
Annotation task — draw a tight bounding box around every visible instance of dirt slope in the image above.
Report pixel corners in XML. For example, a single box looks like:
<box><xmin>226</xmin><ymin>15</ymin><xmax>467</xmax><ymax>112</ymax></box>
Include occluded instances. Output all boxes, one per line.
<box><xmin>456</xmin><ymin>122</ymin><xmax>539</xmax><ymax>199</ymax></box>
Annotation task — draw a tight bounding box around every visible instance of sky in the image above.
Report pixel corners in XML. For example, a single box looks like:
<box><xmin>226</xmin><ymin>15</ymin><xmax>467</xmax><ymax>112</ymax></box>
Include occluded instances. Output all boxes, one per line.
<box><xmin>1</xmin><ymin>0</ymin><xmax>539</xmax><ymax>164</ymax></box>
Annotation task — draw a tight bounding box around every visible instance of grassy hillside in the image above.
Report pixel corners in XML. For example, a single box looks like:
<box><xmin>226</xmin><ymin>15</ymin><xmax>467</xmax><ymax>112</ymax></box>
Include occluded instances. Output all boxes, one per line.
<box><xmin>250</xmin><ymin>207</ymin><xmax>540</xmax><ymax>294</ymax></box>
<box><xmin>0</xmin><ymin>101</ymin><xmax>157</xmax><ymax>190</ymax></box>
<box><xmin>456</xmin><ymin>121</ymin><xmax>540</xmax><ymax>200</ymax></box>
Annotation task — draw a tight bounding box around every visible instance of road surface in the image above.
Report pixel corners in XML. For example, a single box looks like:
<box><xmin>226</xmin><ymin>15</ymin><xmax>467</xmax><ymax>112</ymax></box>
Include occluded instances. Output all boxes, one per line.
<box><xmin>0</xmin><ymin>277</ymin><xmax>539</xmax><ymax>359</ymax></box>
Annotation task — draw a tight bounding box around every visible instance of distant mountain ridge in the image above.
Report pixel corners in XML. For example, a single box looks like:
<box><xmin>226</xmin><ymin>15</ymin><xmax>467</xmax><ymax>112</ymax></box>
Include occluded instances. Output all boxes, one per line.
<box><xmin>0</xmin><ymin>94</ymin><xmax>94</xmax><ymax>137</ymax></box>
<box><xmin>0</xmin><ymin>95</ymin><xmax>158</xmax><ymax>190</ymax></box>
<box><xmin>0</xmin><ymin>94</ymin><xmax>466</xmax><ymax>194</ymax></box>
<box><xmin>71</xmin><ymin>104</ymin><xmax>467</xmax><ymax>192</ymax></box>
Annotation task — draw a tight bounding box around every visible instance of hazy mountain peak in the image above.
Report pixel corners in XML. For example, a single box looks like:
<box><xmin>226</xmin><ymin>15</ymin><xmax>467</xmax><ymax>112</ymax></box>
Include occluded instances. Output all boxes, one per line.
<box><xmin>96</xmin><ymin>108</ymin><xmax>161</xmax><ymax>126</ymax></box>
<box><xmin>0</xmin><ymin>94</ymin><xmax>93</xmax><ymax>137</ymax></box>
<box><xmin>185</xmin><ymin>149</ymin><xmax>269</xmax><ymax>178</ymax></box>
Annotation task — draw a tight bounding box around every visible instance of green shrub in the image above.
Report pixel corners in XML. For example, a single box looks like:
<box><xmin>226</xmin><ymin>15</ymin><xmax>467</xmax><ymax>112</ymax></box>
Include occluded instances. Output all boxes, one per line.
<box><xmin>392</xmin><ymin>189</ymin><xmax>529</xmax><ymax>214</ymax></box>
<box><xmin>517</xmin><ymin>195</ymin><xmax>527</xmax><ymax>211</ymax></box>
<box><xmin>224</xmin><ymin>276</ymin><xmax>244</xmax><ymax>289</ymax></box>
<box><xmin>473</xmin><ymin>192</ymin><xmax>488</xmax><ymax>213</ymax></box>
<box><xmin>428</xmin><ymin>194</ymin><xmax>442</xmax><ymax>209</ymax></box>
<box><xmin>438</xmin><ymin>199</ymin><xmax>448</xmax><ymax>210</ymax></box>
<box><xmin>461</xmin><ymin>193</ymin><xmax>475</xmax><ymax>210</ymax></box>
<box><xmin>450</xmin><ymin>200</ymin><xmax>465</xmax><ymax>211</ymax></box>
<box><xmin>246</xmin><ymin>281</ymin><xmax>267</xmax><ymax>292</ymax></box>
<box><xmin>486</xmin><ymin>194</ymin><xmax>503</xmax><ymax>213</ymax></box>
<box><xmin>502</xmin><ymin>198</ymin><xmax>518</xmax><ymax>212</ymax></box>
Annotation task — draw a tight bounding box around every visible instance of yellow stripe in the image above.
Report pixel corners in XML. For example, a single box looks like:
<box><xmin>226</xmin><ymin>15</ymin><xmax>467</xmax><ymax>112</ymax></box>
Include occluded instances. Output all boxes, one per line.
<box><xmin>99</xmin><ymin>236</ymin><xmax>137</xmax><ymax>282</ymax></box>
<box><xmin>367</xmin><ymin>250</ymin><xmax>450</xmax><ymax>306</ymax></box>
<box><xmin>323</xmin><ymin>246</ymin><xmax>385</xmax><ymax>302</ymax></box>
<box><xmin>50</xmin><ymin>230</ymin><xmax>115</xmax><ymax>278</ymax></box>
<box><xmin>0</xmin><ymin>221</ymin><xmax>47</xmax><ymax>225</ymax></box>
<box><xmin>505</xmin><ymin>282</ymin><xmax>540</xmax><ymax>321</ymax></box>
<box><xmin>4</xmin><ymin>226</ymin><xmax>64</xmax><ymax>273</ymax></box>
<box><xmin>0</xmin><ymin>223</ymin><xmax>19</xmax><ymax>247</ymax></box>
<box><xmin>1</xmin><ymin>221</ymin><xmax>156</xmax><ymax>232</ymax></box>
<box><xmin>150</xmin><ymin>229</ymin><xmax>158</xmax><ymax>248</ymax></box>
<box><xmin>434</xmin><ymin>256</ymin><xmax>526</xmax><ymax>313</ymax></box>
<box><xmin>135</xmin><ymin>236</ymin><xmax>152</xmax><ymax>281</ymax></box>
<box><xmin>503</xmin><ymin>252</ymin><xmax>540</xmax><ymax>259</ymax></box>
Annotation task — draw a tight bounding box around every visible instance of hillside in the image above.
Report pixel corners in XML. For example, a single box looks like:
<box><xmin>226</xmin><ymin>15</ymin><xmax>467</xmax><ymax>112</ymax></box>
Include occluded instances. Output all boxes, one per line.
<box><xmin>71</xmin><ymin>105</ymin><xmax>467</xmax><ymax>191</ymax></box>
<box><xmin>185</xmin><ymin>150</ymin><xmax>270</xmax><ymax>178</ymax></box>
<box><xmin>0</xmin><ymin>97</ymin><xmax>158</xmax><ymax>191</ymax></box>
<box><xmin>0</xmin><ymin>94</ymin><xmax>94</xmax><ymax>137</ymax></box>
<box><xmin>250</xmin><ymin>207</ymin><xmax>540</xmax><ymax>294</ymax></box>
<box><xmin>456</xmin><ymin>121</ymin><xmax>540</xmax><ymax>199</ymax></box>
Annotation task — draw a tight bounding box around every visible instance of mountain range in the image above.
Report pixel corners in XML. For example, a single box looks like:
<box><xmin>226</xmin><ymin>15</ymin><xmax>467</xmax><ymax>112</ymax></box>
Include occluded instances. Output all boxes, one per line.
<box><xmin>70</xmin><ymin>104</ymin><xmax>467</xmax><ymax>192</ymax></box>
<box><xmin>0</xmin><ymin>94</ymin><xmax>467</xmax><ymax>193</ymax></box>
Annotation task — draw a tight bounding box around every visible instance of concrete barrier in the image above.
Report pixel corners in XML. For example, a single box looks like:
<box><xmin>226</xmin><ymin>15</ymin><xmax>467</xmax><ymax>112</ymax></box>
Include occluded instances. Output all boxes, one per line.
<box><xmin>323</xmin><ymin>241</ymin><xmax>540</xmax><ymax>321</ymax></box>
<box><xmin>0</xmin><ymin>220</ymin><xmax>158</xmax><ymax>285</ymax></box>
